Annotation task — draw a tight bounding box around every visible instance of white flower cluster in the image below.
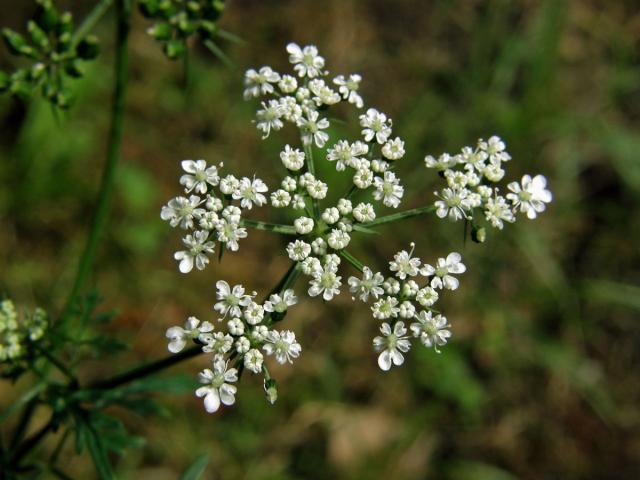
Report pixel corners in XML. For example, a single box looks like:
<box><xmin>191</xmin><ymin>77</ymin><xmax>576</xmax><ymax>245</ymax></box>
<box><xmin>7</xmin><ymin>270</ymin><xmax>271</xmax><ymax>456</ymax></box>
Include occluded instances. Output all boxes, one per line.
<box><xmin>348</xmin><ymin>245</ymin><xmax>464</xmax><ymax>370</ymax></box>
<box><xmin>162</xmin><ymin>42</ymin><xmax>552</xmax><ymax>413</ymax></box>
<box><xmin>165</xmin><ymin>281</ymin><xmax>299</xmax><ymax>413</ymax></box>
<box><xmin>425</xmin><ymin>136</ymin><xmax>552</xmax><ymax>229</ymax></box>
<box><xmin>0</xmin><ymin>299</ymin><xmax>48</xmax><ymax>364</ymax></box>
<box><xmin>161</xmin><ymin>159</ymin><xmax>269</xmax><ymax>273</ymax></box>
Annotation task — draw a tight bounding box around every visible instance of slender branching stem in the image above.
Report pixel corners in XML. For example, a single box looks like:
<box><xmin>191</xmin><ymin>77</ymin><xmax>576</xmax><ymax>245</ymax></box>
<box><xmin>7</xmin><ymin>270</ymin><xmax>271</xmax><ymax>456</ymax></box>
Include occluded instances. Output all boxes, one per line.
<box><xmin>71</xmin><ymin>0</ymin><xmax>114</xmax><ymax>48</ymax></box>
<box><xmin>360</xmin><ymin>205</ymin><xmax>436</xmax><ymax>228</ymax></box>
<box><xmin>339</xmin><ymin>250</ymin><xmax>364</xmax><ymax>273</ymax></box>
<box><xmin>303</xmin><ymin>143</ymin><xmax>321</xmax><ymax>219</ymax></box>
<box><xmin>241</xmin><ymin>219</ymin><xmax>297</xmax><ymax>235</ymax></box>
<box><xmin>60</xmin><ymin>0</ymin><xmax>131</xmax><ymax>322</ymax></box>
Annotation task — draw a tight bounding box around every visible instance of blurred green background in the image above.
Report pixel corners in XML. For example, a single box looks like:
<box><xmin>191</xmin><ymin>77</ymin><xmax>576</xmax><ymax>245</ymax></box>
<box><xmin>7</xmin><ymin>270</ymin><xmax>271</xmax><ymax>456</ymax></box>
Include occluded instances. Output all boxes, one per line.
<box><xmin>1</xmin><ymin>0</ymin><xmax>640</xmax><ymax>478</ymax></box>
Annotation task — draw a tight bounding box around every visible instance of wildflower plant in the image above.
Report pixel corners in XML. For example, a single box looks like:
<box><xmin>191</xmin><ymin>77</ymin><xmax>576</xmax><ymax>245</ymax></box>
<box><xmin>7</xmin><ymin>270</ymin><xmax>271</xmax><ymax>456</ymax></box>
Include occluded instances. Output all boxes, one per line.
<box><xmin>161</xmin><ymin>42</ymin><xmax>553</xmax><ymax>413</ymax></box>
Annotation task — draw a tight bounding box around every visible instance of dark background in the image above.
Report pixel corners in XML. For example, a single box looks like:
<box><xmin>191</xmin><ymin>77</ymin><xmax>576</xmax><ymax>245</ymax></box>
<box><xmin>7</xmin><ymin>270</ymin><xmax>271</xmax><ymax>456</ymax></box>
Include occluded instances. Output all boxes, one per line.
<box><xmin>1</xmin><ymin>0</ymin><xmax>639</xmax><ymax>478</ymax></box>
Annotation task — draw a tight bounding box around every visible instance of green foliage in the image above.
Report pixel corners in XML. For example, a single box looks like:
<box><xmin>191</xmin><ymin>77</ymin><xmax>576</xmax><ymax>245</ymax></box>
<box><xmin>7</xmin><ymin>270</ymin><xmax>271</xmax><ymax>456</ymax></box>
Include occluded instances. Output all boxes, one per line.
<box><xmin>179</xmin><ymin>454</ymin><xmax>210</xmax><ymax>480</ymax></box>
<box><xmin>0</xmin><ymin>0</ymin><xmax>102</xmax><ymax>108</ymax></box>
<box><xmin>138</xmin><ymin>0</ymin><xmax>233</xmax><ymax>61</ymax></box>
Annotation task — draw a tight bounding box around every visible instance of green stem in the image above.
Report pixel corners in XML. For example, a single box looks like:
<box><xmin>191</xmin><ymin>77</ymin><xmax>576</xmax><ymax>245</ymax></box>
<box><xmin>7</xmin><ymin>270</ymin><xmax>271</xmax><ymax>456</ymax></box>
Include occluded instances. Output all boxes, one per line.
<box><xmin>60</xmin><ymin>0</ymin><xmax>131</xmax><ymax>322</ymax></box>
<box><xmin>361</xmin><ymin>205</ymin><xmax>436</xmax><ymax>228</ymax></box>
<box><xmin>71</xmin><ymin>0</ymin><xmax>114</xmax><ymax>47</ymax></box>
<box><xmin>339</xmin><ymin>250</ymin><xmax>364</xmax><ymax>273</ymax></box>
<box><xmin>33</xmin><ymin>344</ymin><xmax>76</xmax><ymax>383</ymax></box>
<box><xmin>303</xmin><ymin>143</ymin><xmax>321</xmax><ymax>219</ymax></box>
<box><xmin>10</xmin><ymin>414</ymin><xmax>56</xmax><ymax>465</ymax></box>
<box><xmin>240</xmin><ymin>218</ymin><xmax>297</xmax><ymax>235</ymax></box>
<box><xmin>87</xmin><ymin>345</ymin><xmax>203</xmax><ymax>390</ymax></box>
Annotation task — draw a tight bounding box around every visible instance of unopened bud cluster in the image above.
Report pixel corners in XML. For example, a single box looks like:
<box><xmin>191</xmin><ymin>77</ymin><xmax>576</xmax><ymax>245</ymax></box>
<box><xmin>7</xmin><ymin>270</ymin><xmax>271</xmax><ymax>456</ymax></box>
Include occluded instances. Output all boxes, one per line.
<box><xmin>0</xmin><ymin>0</ymin><xmax>100</xmax><ymax>108</ymax></box>
<box><xmin>0</xmin><ymin>299</ymin><xmax>48</xmax><ymax>373</ymax></box>
<box><xmin>139</xmin><ymin>0</ymin><xmax>226</xmax><ymax>59</ymax></box>
<box><xmin>162</xmin><ymin>42</ymin><xmax>553</xmax><ymax>414</ymax></box>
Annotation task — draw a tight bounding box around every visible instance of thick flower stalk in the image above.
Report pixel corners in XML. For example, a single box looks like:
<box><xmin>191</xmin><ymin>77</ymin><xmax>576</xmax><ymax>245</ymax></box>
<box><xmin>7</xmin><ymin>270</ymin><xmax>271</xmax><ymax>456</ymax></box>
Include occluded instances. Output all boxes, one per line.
<box><xmin>161</xmin><ymin>42</ymin><xmax>552</xmax><ymax>413</ymax></box>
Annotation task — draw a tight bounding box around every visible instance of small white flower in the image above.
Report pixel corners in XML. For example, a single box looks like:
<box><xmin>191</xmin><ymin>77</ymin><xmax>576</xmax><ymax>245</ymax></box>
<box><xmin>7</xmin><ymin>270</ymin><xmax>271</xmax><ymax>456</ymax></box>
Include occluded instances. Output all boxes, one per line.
<box><xmin>196</xmin><ymin>356</ymin><xmax>238</xmax><ymax>413</ymax></box>
<box><xmin>322</xmin><ymin>207</ymin><xmax>340</xmax><ymax>225</ymax></box>
<box><xmin>308</xmin><ymin>263</ymin><xmax>342</xmax><ymax>301</ymax></box>
<box><xmin>286</xmin><ymin>42</ymin><xmax>325</xmax><ymax>78</ymax></box>
<box><xmin>232</xmin><ymin>177</ymin><xmax>268</xmax><ymax>210</ymax></box>
<box><xmin>483</xmin><ymin>162</ymin><xmax>505</xmax><ymax>182</ymax></box>
<box><xmin>484</xmin><ymin>195</ymin><xmax>515</xmax><ymax>229</ymax></box>
<box><xmin>323</xmin><ymin>253</ymin><xmax>341</xmax><ymax>268</ymax></box>
<box><xmin>389</xmin><ymin>245</ymin><xmax>421</xmax><ymax>280</ymax></box>
<box><xmin>416</xmin><ymin>286</ymin><xmax>439</xmax><ymax>307</ymax></box>
<box><xmin>348</xmin><ymin>267</ymin><xmax>384</xmax><ymax>302</ymax></box>
<box><xmin>294</xmin><ymin>216</ymin><xmax>314</xmax><ymax>235</ymax></box>
<box><xmin>421</xmin><ymin>252</ymin><xmax>466</xmax><ymax>290</ymax></box>
<box><xmin>201</xmin><ymin>331</ymin><xmax>233</xmax><ymax>354</ymax></box>
<box><xmin>301</xmin><ymin>256</ymin><xmax>322</xmax><ymax>275</ymax></box>
<box><xmin>307</xmin><ymin>179</ymin><xmax>328</xmax><ymax>199</ymax></box>
<box><xmin>161</xmin><ymin>195</ymin><xmax>205</xmax><ymax>229</ymax></box>
<box><xmin>214</xmin><ymin>281</ymin><xmax>251</xmax><ymax>318</ymax></box>
<box><xmin>255</xmin><ymin>100</ymin><xmax>285</xmax><ymax>139</ymax></box>
<box><xmin>398</xmin><ymin>301</ymin><xmax>416</xmax><ymax>319</ymax></box>
<box><xmin>353</xmin><ymin>168</ymin><xmax>374</xmax><ymax>189</ymax></box>
<box><xmin>425</xmin><ymin>153</ymin><xmax>458</xmax><ymax>171</ymax></box>
<box><xmin>410</xmin><ymin>311</ymin><xmax>451</xmax><ymax>352</ymax></box>
<box><xmin>250</xmin><ymin>325</ymin><xmax>269</xmax><ymax>342</ymax></box>
<box><xmin>327</xmin><ymin>228</ymin><xmax>350</xmax><ymax>250</ymax></box>
<box><xmin>278</xmin><ymin>74</ymin><xmax>298</xmax><ymax>94</ymax></box>
<box><xmin>227</xmin><ymin>318</ymin><xmax>245</xmax><ymax>336</ymax></box>
<box><xmin>263</xmin><ymin>330</ymin><xmax>302</xmax><ymax>364</ymax></box>
<box><xmin>506</xmin><ymin>174</ymin><xmax>552</xmax><ymax>219</ymax></box>
<box><xmin>215</xmin><ymin>219</ymin><xmax>247</xmax><ymax>252</ymax></box>
<box><xmin>279</xmin><ymin>95</ymin><xmax>303</xmax><ymax>122</ymax></box>
<box><xmin>402</xmin><ymin>280</ymin><xmax>420</xmax><ymax>298</ymax></box>
<box><xmin>280</xmin><ymin>145</ymin><xmax>305</xmax><ymax>171</ymax></box>
<box><xmin>434</xmin><ymin>187</ymin><xmax>473</xmax><ymax>221</ymax></box>
<box><xmin>264</xmin><ymin>289</ymin><xmax>298</xmax><ymax>313</ymax></box>
<box><xmin>326</xmin><ymin>140</ymin><xmax>368</xmax><ymax>171</ymax></box>
<box><xmin>281</xmin><ymin>176</ymin><xmax>297</xmax><ymax>192</ymax></box>
<box><xmin>166</xmin><ymin>316</ymin><xmax>213</xmax><ymax>353</ymax></box>
<box><xmin>381</xmin><ymin>137</ymin><xmax>405</xmax><ymax>160</ymax></box>
<box><xmin>371</xmin><ymin>159</ymin><xmax>389</xmax><ymax>173</ymax></box>
<box><xmin>271</xmin><ymin>189</ymin><xmax>291</xmax><ymax>208</ymax></box>
<box><xmin>479</xmin><ymin>135</ymin><xmax>511</xmax><ymax>164</ymax></box>
<box><xmin>243</xmin><ymin>66</ymin><xmax>280</xmax><ymax>99</ymax></box>
<box><xmin>287</xmin><ymin>240</ymin><xmax>311</xmax><ymax>261</ymax></box>
<box><xmin>460</xmin><ymin>146</ymin><xmax>487</xmax><ymax>172</ymax></box>
<box><xmin>219</xmin><ymin>174</ymin><xmax>240</xmax><ymax>195</ymax></box>
<box><xmin>235</xmin><ymin>336</ymin><xmax>250</xmax><ymax>354</ymax></box>
<box><xmin>372</xmin><ymin>296</ymin><xmax>400</xmax><ymax>320</ymax></box>
<box><xmin>373</xmin><ymin>171</ymin><xmax>404</xmax><ymax>208</ymax></box>
<box><xmin>337</xmin><ymin>198</ymin><xmax>353</xmax><ymax>215</ymax></box>
<box><xmin>360</xmin><ymin>108</ymin><xmax>392</xmax><ymax>144</ymax></box>
<box><xmin>333</xmin><ymin>74</ymin><xmax>363</xmax><ymax>108</ymax></box>
<box><xmin>174</xmin><ymin>230</ymin><xmax>216</xmax><ymax>273</ymax></box>
<box><xmin>244</xmin><ymin>348</ymin><xmax>264</xmax><ymax>373</ymax></box>
<box><xmin>299</xmin><ymin>110</ymin><xmax>330</xmax><ymax>148</ymax></box>
<box><xmin>244</xmin><ymin>301</ymin><xmax>265</xmax><ymax>325</ymax></box>
<box><xmin>311</xmin><ymin>238</ymin><xmax>327</xmax><ymax>255</ymax></box>
<box><xmin>352</xmin><ymin>203</ymin><xmax>376</xmax><ymax>222</ymax></box>
<box><xmin>373</xmin><ymin>321</ymin><xmax>411</xmax><ymax>371</ymax></box>
<box><xmin>180</xmin><ymin>160</ymin><xmax>219</xmax><ymax>194</ymax></box>
<box><xmin>383</xmin><ymin>277</ymin><xmax>400</xmax><ymax>295</ymax></box>
<box><xmin>309</xmin><ymin>79</ymin><xmax>341</xmax><ymax>105</ymax></box>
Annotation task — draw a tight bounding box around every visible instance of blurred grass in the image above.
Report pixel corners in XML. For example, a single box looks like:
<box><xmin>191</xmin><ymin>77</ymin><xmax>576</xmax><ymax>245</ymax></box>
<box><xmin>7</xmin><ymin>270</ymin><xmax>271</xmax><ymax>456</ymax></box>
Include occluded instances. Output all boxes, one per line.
<box><xmin>1</xmin><ymin>0</ymin><xmax>640</xmax><ymax>479</ymax></box>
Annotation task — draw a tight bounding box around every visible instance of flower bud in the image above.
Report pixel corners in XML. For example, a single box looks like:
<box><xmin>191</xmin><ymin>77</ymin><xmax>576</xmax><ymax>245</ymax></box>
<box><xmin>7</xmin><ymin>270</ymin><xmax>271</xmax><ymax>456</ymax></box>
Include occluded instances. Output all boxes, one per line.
<box><xmin>164</xmin><ymin>39</ymin><xmax>186</xmax><ymax>59</ymax></box>
<box><xmin>34</xmin><ymin>0</ymin><xmax>60</xmax><ymax>32</ymax></box>
<box><xmin>148</xmin><ymin>22</ymin><xmax>172</xmax><ymax>41</ymax></box>
<box><xmin>77</xmin><ymin>35</ymin><xmax>100</xmax><ymax>60</ymax></box>
<box><xmin>138</xmin><ymin>0</ymin><xmax>161</xmax><ymax>18</ymax></box>
<box><xmin>27</xmin><ymin>21</ymin><xmax>50</xmax><ymax>51</ymax></box>
<box><xmin>2</xmin><ymin>29</ymin><xmax>35</xmax><ymax>58</ymax></box>
<box><xmin>65</xmin><ymin>58</ymin><xmax>85</xmax><ymax>78</ymax></box>
<box><xmin>471</xmin><ymin>226</ymin><xmax>486</xmax><ymax>244</ymax></box>
<box><xmin>264</xmin><ymin>378</ymin><xmax>278</xmax><ymax>405</ymax></box>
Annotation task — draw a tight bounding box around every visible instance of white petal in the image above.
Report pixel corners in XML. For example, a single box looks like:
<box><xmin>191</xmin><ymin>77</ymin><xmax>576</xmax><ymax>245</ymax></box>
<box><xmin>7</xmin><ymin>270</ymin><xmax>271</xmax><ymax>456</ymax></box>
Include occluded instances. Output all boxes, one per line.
<box><xmin>203</xmin><ymin>391</ymin><xmax>221</xmax><ymax>413</ymax></box>
<box><xmin>378</xmin><ymin>350</ymin><xmax>392</xmax><ymax>371</ymax></box>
